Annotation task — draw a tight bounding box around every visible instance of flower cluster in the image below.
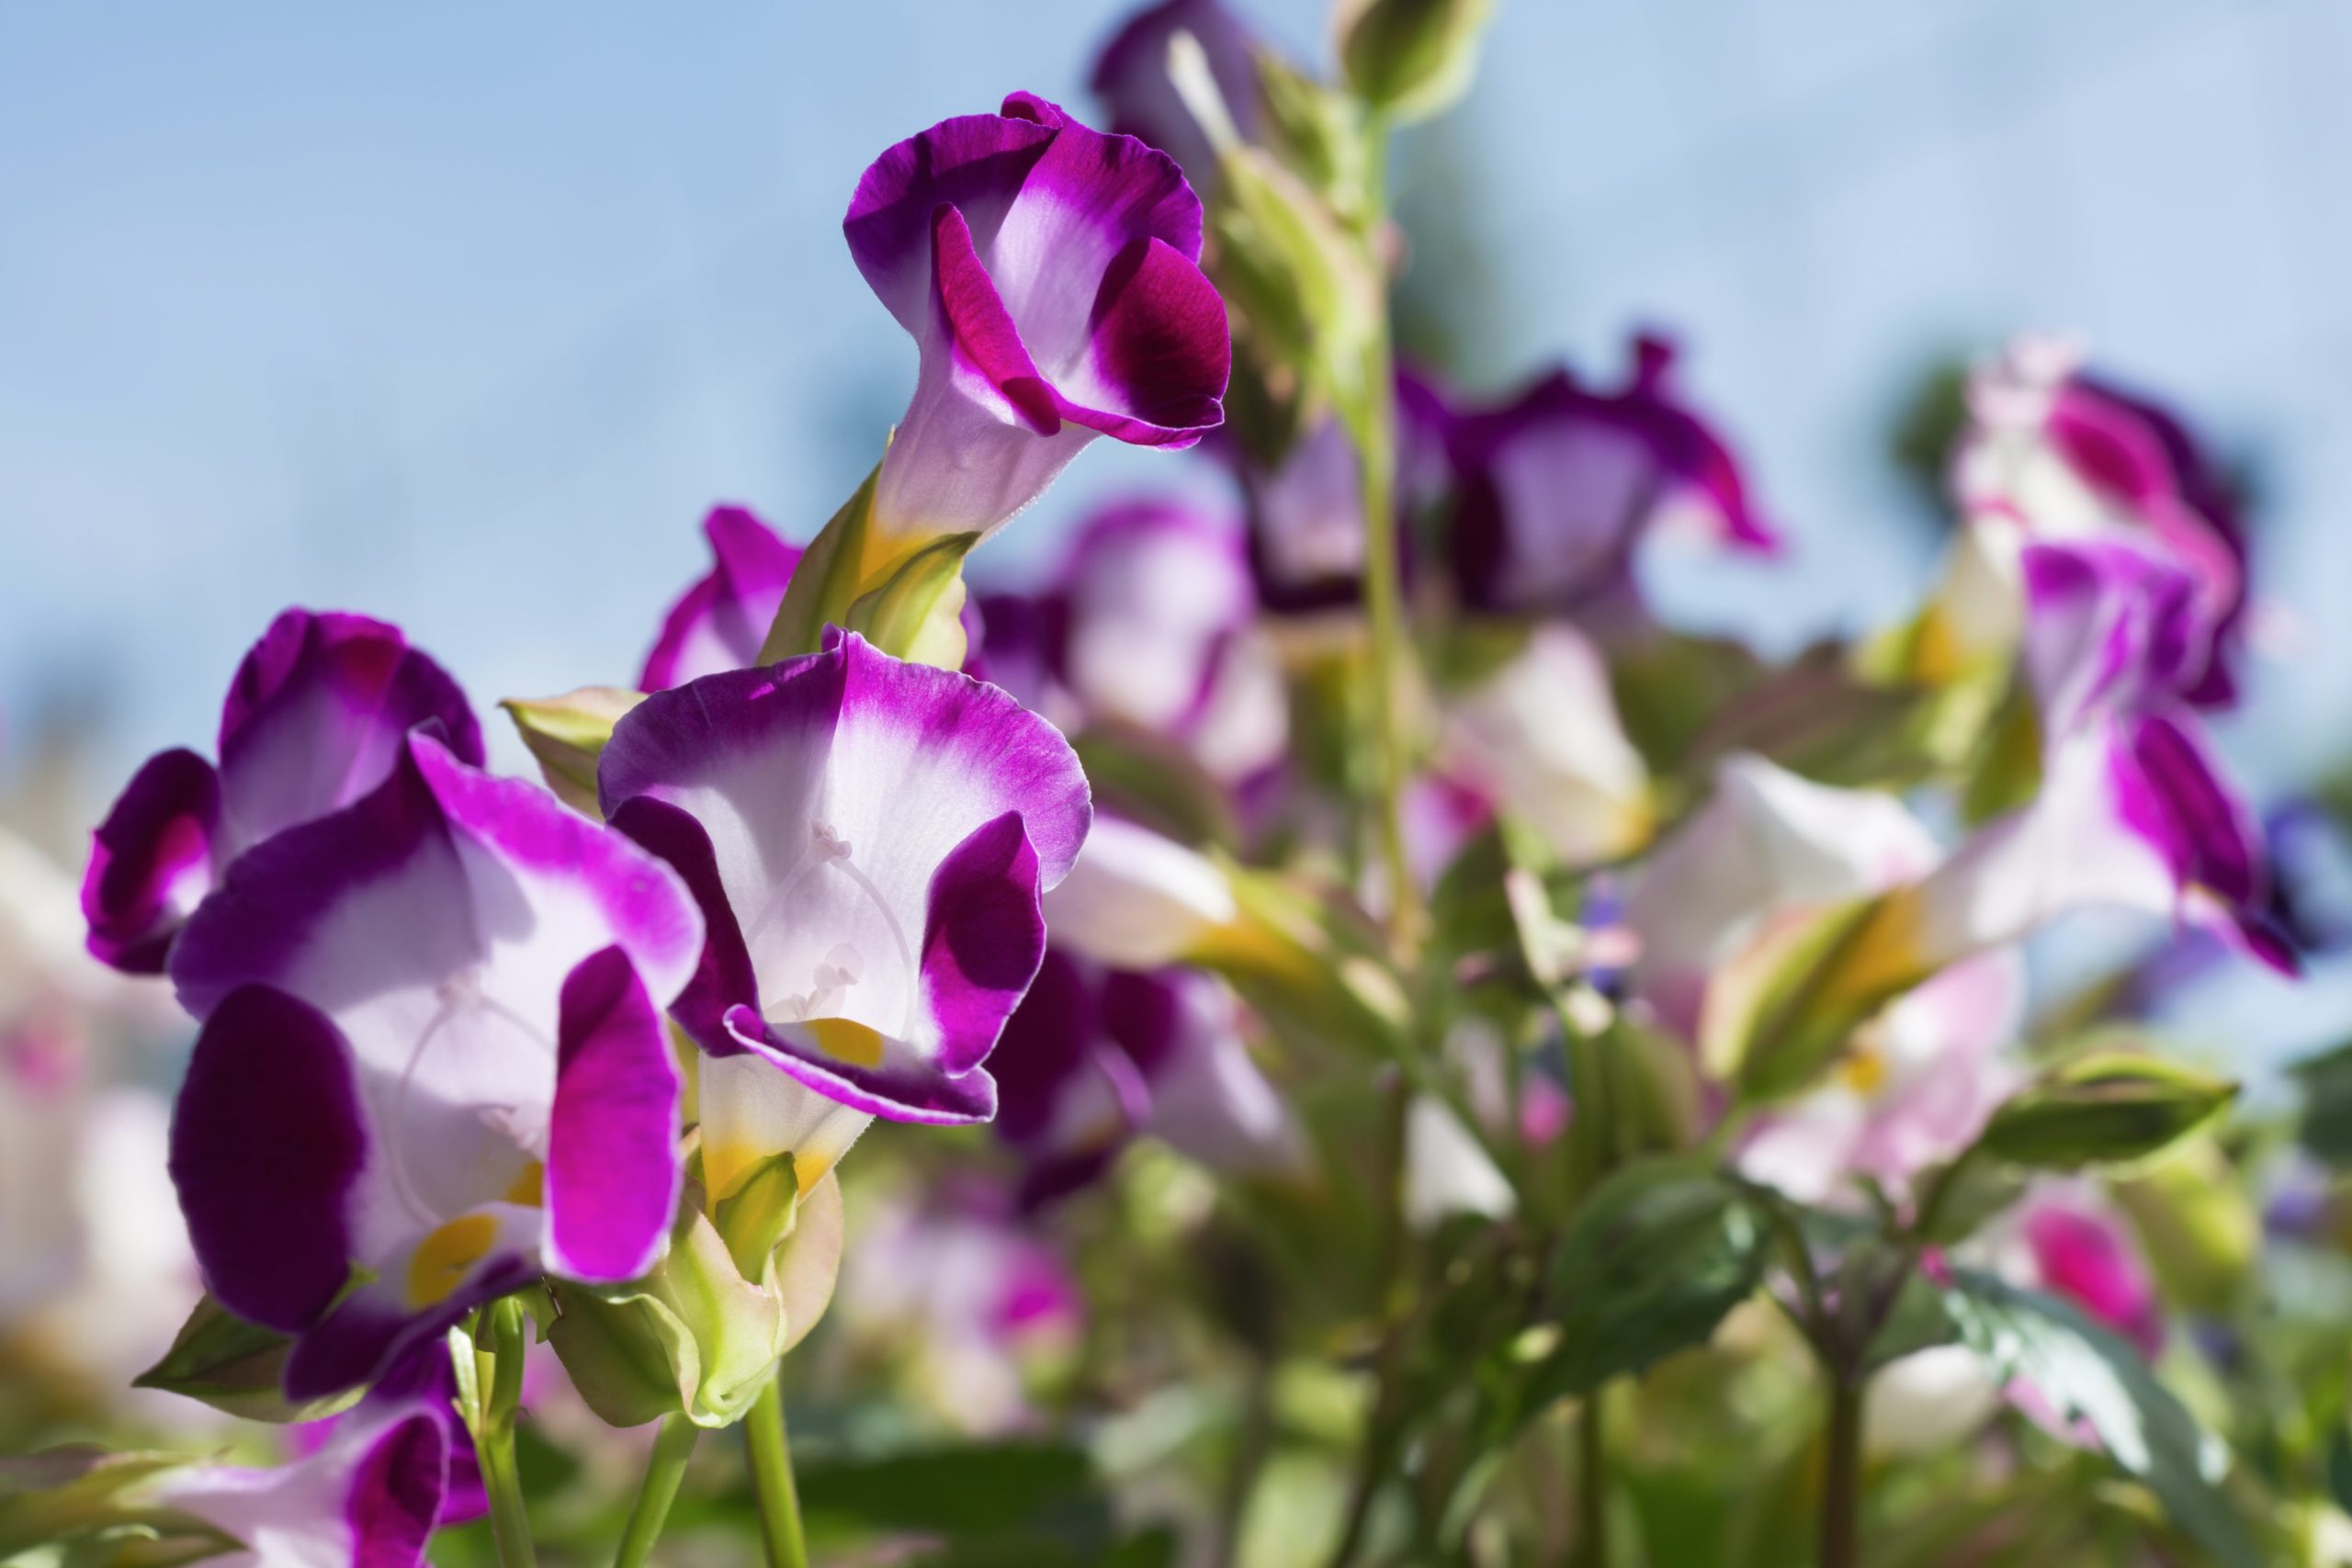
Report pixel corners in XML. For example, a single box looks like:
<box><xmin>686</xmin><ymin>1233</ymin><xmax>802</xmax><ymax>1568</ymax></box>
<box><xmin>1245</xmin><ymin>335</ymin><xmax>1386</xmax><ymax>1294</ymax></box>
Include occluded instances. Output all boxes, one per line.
<box><xmin>13</xmin><ymin>5</ymin><xmax>2352</xmax><ymax>1567</ymax></box>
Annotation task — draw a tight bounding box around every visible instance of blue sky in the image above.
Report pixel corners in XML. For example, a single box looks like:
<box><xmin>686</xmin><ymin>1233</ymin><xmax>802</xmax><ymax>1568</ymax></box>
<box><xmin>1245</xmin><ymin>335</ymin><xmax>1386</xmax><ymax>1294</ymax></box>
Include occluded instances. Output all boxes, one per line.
<box><xmin>4</xmin><ymin>0</ymin><xmax>2347</xmax><ymax>804</ymax></box>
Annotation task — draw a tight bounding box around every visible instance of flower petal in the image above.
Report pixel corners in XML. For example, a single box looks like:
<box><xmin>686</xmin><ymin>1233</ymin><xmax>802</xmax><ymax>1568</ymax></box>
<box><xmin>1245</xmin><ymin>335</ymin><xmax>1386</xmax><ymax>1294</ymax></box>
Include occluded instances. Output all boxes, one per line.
<box><xmin>722</xmin><ymin>1004</ymin><xmax>999</xmax><ymax>1126</ymax></box>
<box><xmin>168</xmin><ymin>983</ymin><xmax>368</xmax><ymax>1334</ymax></box>
<box><xmin>844</xmin><ymin>110</ymin><xmax>1059</xmax><ymax>335</ymax></box>
<box><xmin>216</xmin><ymin>608</ymin><xmax>484</xmax><ymax>846</ymax></box>
<box><xmin>922</xmin><ymin>810</ymin><xmax>1046</xmax><ymax>1076</ymax></box>
<box><xmin>640</xmin><ymin>506</ymin><xmax>804</xmax><ymax>692</ymax></box>
<box><xmin>544</xmin><ymin>946</ymin><xmax>682</xmax><ymax>1283</ymax></box>
<box><xmin>82</xmin><ymin>747</ymin><xmax>221</xmax><ymax>974</ymax></box>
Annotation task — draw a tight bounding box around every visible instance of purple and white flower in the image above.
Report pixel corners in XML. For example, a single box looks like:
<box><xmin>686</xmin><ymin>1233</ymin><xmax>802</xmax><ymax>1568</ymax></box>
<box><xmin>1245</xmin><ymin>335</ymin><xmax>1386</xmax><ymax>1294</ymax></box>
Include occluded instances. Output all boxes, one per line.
<box><xmin>1629</xmin><ymin>754</ymin><xmax>2025</xmax><ymax>1201</ymax></box>
<box><xmin>1894</xmin><ymin>536</ymin><xmax>2293</xmax><ymax>976</ymax></box>
<box><xmin>598</xmin><ymin>630</ymin><xmax>1091</xmax><ymax>1156</ymax></box>
<box><xmin>1439</xmin><ymin>623</ymin><xmax>1653</xmax><ymax>869</ymax></box>
<box><xmin>164</xmin><ymin>732</ymin><xmax>704</xmax><ymax>1400</ymax></box>
<box><xmin>990</xmin><ymin>949</ymin><xmax>1299</xmax><ymax>1204</ymax></box>
<box><xmin>152</xmin><ymin>1383</ymin><xmax>458</xmax><ymax>1568</ymax></box>
<box><xmin>1951</xmin><ymin>333</ymin><xmax>2246</xmax><ymax>705</ymax></box>
<box><xmin>83</xmin><ymin>611</ymin><xmax>483</xmax><ymax>975</ymax></box>
<box><xmin>1441</xmin><ymin>334</ymin><xmax>1777</xmax><ymax>625</ymax></box>
<box><xmin>847</xmin><ymin>93</ymin><xmax>1229</xmax><ymax>556</ymax></box>
<box><xmin>976</xmin><ymin>499</ymin><xmax>1287</xmax><ymax>782</ymax></box>
<box><xmin>640</xmin><ymin>505</ymin><xmax>802</xmax><ymax>692</ymax></box>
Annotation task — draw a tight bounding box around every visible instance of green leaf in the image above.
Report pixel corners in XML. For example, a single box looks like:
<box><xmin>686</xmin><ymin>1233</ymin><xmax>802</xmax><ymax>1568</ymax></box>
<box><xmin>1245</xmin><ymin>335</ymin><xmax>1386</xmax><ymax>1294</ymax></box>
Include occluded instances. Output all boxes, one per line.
<box><xmin>1939</xmin><ymin>1267</ymin><xmax>2260</xmax><ymax>1568</ymax></box>
<box><xmin>759</xmin><ymin>460</ymin><xmax>882</xmax><ymax>663</ymax></box>
<box><xmin>1976</xmin><ymin>1054</ymin><xmax>2236</xmax><ymax>1171</ymax></box>
<box><xmin>500</xmin><ymin>685</ymin><xmax>645</xmax><ymax>818</ymax></box>
<box><xmin>1509</xmin><ymin>1162</ymin><xmax>1767</xmax><ymax>1420</ymax></box>
<box><xmin>0</xmin><ymin>1449</ymin><xmax>209</xmax><ymax>1558</ymax></box>
<box><xmin>2292</xmin><ymin>1038</ymin><xmax>2352</xmax><ymax>1168</ymax></box>
<box><xmin>132</xmin><ymin>1294</ymin><xmax>365</xmax><ymax>1424</ymax></box>
<box><xmin>797</xmin><ymin>1441</ymin><xmax>1098</xmax><ymax>1538</ymax></box>
<box><xmin>842</xmin><ymin>530</ymin><xmax>979</xmax><ymax>664</ymax></box>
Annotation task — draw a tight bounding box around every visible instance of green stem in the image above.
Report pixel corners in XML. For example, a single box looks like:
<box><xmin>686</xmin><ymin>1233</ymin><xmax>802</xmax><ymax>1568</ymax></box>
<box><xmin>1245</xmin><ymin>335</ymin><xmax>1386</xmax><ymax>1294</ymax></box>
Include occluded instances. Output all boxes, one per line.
<box><xmin>479</xmin><ymin>1298</ymin><xmax>539</xmax><ymax>1568</ymax></box>
<box><xmin>743</xmin><ymin>1373</ymin><xmax>810</xmax><ymax>1568</ymax></box>
<box><xmin>1574</xmin><ymin>1386</ymin><xmax>1610</xmax><ymax>1568</ymax></box>
<box><xmin>614</xmin><ymin>1413</ymin><xmax>699</xmax><ymax>1568</ymax></box>
<box><xmin>1819</xmin><ymin>1372</ymin><xmax>1862</xmax><ymax>1568</ymax></box>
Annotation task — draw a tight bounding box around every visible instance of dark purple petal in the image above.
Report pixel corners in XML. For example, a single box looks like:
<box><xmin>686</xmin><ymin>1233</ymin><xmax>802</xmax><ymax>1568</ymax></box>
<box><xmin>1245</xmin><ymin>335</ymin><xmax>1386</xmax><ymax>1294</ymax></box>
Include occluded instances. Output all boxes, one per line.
<box><xmin>284</xmin><ymin>1256</ymin><xmax>539</xmax><ymax>1403</ymax></box>
<box><xmin>1091</xmin><ymin>0</ymin><xmax>1262</xmax><ymax>186</ymax></box>
<box><xmin>1054</xmin><ymin>235</ymin><xmax>1228</xmax><ymax>446</ymax></box>
<box><xmin>844</xmin><ymin>111</ymin><xmax>1059</xmax><ymax>335</ymax></box>
<box><xmin>922</xmin><ymin>810</ymin><xmax>1046</xmax><ymax>1076</ymax></box>
<box><xmin>216</xmin><ymin>609</ymin><xmax>483</xmax><ymax>845</ymax></box>
<box><xmin>1443</xmin><ymin>336</ymin><xmax>1773</xmax><ymax>615</ymax></box>
<box><xmin>989</xmin><ymin>949</ymin><xmax>1103</xmax><ymax>1146</ymax></box>
<box><xmin>546</xmin><ymin>946</ymin><xmax>682</xmax><ymax>1282</ymax></box>
<box><xmin>605</xmin><ymin>795</ymin><xmax>762</xmax><ymax>1054</ymax></box>
<box><xmin>169</xmin><ymin>984</ymin><xmax>366</xmax><ymax>1333</ymax></box>
<box><xmin>2126</xmin><ymin>713</ymin><xmax>2295</xmax><ymax>974</ymax></box>
<box><xmin>722</xmin><ymin>1004</ymin><xmax>1000</xmax><ymax>1126</ymax></box>
<box><xmin>82</xmin><ymin>747</ymin><xmax>220</xmax><ymax>974</ymax></box>
<box><xmin>1099</xmin><ymin>966</ymin><xmax>1185</xmax><ymax>1078</ymax></box>
<box><xmin>347</xmin><ymin>1412</ymin><xmax>447</xmax><ymax>1568</ymax></box>
<box><xmin>640</xmin><ymin>506</ymin><xmax>804</xmax><ymax>692</ymax></box>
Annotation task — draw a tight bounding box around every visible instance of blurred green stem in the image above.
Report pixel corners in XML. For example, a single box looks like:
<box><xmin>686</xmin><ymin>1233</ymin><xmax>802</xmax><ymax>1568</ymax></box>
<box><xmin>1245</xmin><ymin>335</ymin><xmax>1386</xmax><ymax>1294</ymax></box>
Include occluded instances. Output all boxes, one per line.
<box><xmin>744</xmin><ymin>1373</ymin><xmax>810</xmax><ymax>1568</ymax></box>
<box><xmin>1574</xmin><ymin>1386</ymin><xmax>1610</xmax><ymax>1568</ymax></box>
<box><xmin>477</xmin><ymin>1298</ymin><xmax>539</xmax><ymax>1568</ymax></box>
<box><xmin>613</xmin><ymin>1413</ymin><xmax>698</xmax><ymax>1568</ymax></box>
<box><xmin>1819</xmin><ymin>1373</ymin><xmax>1862</xmax><ymax>1568</ymax></box>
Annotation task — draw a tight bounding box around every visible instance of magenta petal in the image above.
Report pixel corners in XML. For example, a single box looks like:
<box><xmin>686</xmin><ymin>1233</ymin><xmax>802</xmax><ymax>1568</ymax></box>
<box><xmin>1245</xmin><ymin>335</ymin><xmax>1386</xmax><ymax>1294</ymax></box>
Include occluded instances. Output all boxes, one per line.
<box><xmin>845</xmin><ymin>112</ymin><xmax>1059</xmax><ymax>335</ymax></box>
<box><xmin>546</xmin><ymin>946</ymin><xmax>680</xmax><ymax>1282</ymax></box>
<box><xmin>1055</xmin><ymin>235</ymin><xmax>1229</xmax><ymax>446</ymax></box>
<box><xmin>640</xmin><ymin>506</ymin><xmax>803</xmax><ymax>692</ymax></box>
<box><xmin>722</xmin><ymin>1004</ymin><xmax>1000</xmax><ymax>1126</ymax></box>
<box><xmin>347</xmin><ymin>1412</ymin><xmax>447</xmax><ymax>1568</ymax></box>
<box><xmin>169</xmin><ymin>984</ymin><xmax>366</xmax><ymax>1334</ymax></box>
<box><xmin>923</xmin><ymin>810</ymin><xmax>1046</xmax><ymax>1076</ymax></box>
<box><xmin>933</xmin><ymin>203</ymin><xmax>1061</xmax><ymax>434</ymax></box>
<box><xmin>82</xmin><ymin>747</ymin><xmax>221</xmax><ymax>974</ymax></box>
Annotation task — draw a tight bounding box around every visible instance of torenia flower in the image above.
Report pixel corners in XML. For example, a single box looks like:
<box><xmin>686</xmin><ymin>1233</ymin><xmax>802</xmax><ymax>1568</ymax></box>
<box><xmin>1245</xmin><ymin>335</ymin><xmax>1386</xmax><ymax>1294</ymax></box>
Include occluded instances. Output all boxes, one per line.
<box><xmin>1895</xmin><ymin>536</ymin><xmax>2291</xmax><ymax>974</ymax></box>
<box><xmin>846</xmin><ymin>93</ymin><xmax>1229</xmax><ymax>565</ymax></box>
<box><xmin>165</xmin><ymin>732</ymin><xmax>704</xmax><ymax>1399</ymax></box>
<box><xmin>837</xmin><ymin>1177</ymin><xmax>1082</xmax><ymax>1436</ymax></box>
<box><xmin>640</xmin><ymin>506</ymin><xmax>802</xmax><ymax>692</ymax></box>
<box><xmin>1439</xmin><ymin>623</ymin><xmax>1654</xmax><ymax>868</ymax></box>
<box><xmin>151</xmin><ymin>1384</ymin><xmax>458</xmax><ymax>1568</ymax></box>
<box><xmin>1442</xmin><ymin>334</ymin><xmax>1777</xmax><ymax>626</ymax></box>
<box><xmin>84</xmin><ymin>611</ymin><xmax>483</xmax><ymax>974</ymax></box>
<box><xmin>976</xmin><ymin>499</ymin><xmax>1287</xmax><ymax>781</ymax></box>
<box><xmin>1040</xmin><ymin>813</ymin><xmax>1238</xmax><ymax>970</ymax></box>
<box><xmin>597</xmin><ymin>630</ymin><xmax>1091</xmax><ymax>1189</ymax></box>
<box><xmin>1632</xmin><ymin>755</ymin><xmax>2024</xmax><ymax>1199</ymax></box>
<box><xmin>1921</xmin><ymin>334</ymin><xmax>2246</xmax><ymax>697</ymax></box>
<box><xmin>990</xmin><ymin>949</ymin><xmax>1300</xmax><ymax>1204</ymax></box>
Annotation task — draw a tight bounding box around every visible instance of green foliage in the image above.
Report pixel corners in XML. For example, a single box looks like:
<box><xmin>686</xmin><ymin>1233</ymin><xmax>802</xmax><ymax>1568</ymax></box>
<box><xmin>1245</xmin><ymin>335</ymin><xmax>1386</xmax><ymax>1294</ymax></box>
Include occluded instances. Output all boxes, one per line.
<box><xmin>1938</xmin><ymin>1267</ymin><xmax>2262</xmax><ymax>1568</ymax></box>
<box><xmin>132</xmin><ymin>1294</ymin><xmax>363</xmax><ymax>1425</ymax></box>
<box><xmin>1977</xmin><ymin>1054</ymin><xmax>2238</xmax><ymax>1171</ymax></box>
<box><xmin>1501</xmin><ymin>1161</ymin><xmax>1768</xmax><ymax>1427</ymax></box>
